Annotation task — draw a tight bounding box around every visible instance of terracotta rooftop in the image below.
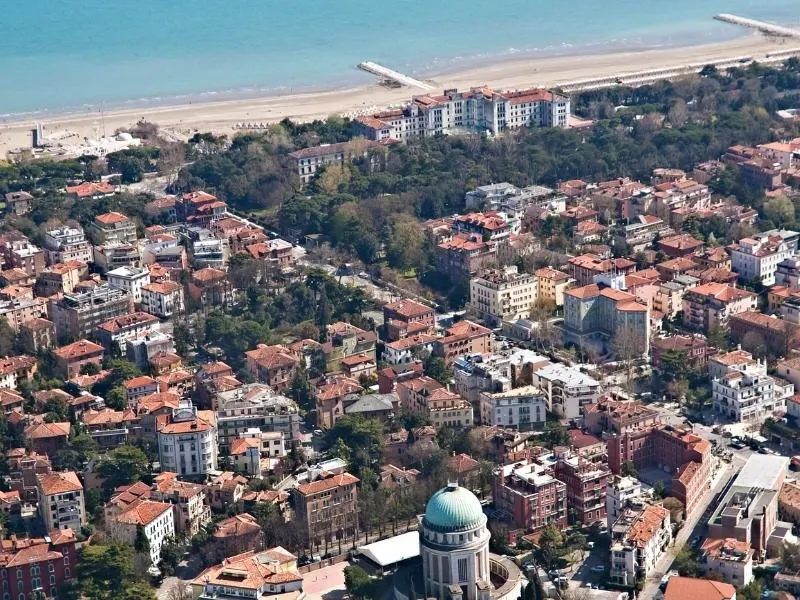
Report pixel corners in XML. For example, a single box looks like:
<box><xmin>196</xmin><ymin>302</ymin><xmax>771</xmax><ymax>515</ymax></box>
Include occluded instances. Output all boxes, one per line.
<box><xmin>66</xmin><ymin>181</ymin><xmax>115</xmax><ymax>198</ymax></box>
<box><xmin>142</xmin><ymin>281</ymin><xmax>182</xmax><ymax>295</ymax></box>
<box><xmin>0</xmin><ymin>355</ymin><xmax>36</xmax><ymax>376</ymax></box>
<box><xmin>53</xmin><ymin>339</ymin><xmax>103</xmax><ymax>360</ymax></box>
<box><xmin>25</xmin><ymin>421</ymin><xmax>70</xmax><ymax>440</ymax></box>
<box><xmin>664</xmin><ymin>577</ymin><xmax>735</xmax><ymax>600</ymax></box>
<box><xmin>295</xmin><ymin>472</ymin><xmax>360</xmax><ymax>496</ymax></box>
<box><xmin>193</xmin><ymin>548</ymin><xmax>301</xmax><ymax>591</ymax></box>
<box><xmin>213</xmin><ymin>513</ymin><xmax>262</xmax><ymax>538</ymax></box>
<box><xmin>123</xmin><ymin>375</ymin><xmax>158</xmax><ymax>390</ymax></box>
<box><xmin>113</xmin><ymin>499</ymin><xmax>172</xmax><ymax>526</ymax></box>
<box><xmin>229</xmin><ymin>437</ymin><xmax>261</xmax><ymax>456</ymax></box>
<box><xmin>37</xmin><ymin>471</ymin><xmax>81</xmax><ymax>496</ymax></box>
<box><xmin>384</xmin><ymin>299</ymin><xmax>434</xmax><ymax>319</ymax></box>
<box><xmin>94</xmin><ymin>211</ymin><xmax>129</xmax><ymax>225</ymax></box>
<box><xmin>97</xmin><ymin>311</ymin><xmax>158</xmax><ymax>333</ymax></box>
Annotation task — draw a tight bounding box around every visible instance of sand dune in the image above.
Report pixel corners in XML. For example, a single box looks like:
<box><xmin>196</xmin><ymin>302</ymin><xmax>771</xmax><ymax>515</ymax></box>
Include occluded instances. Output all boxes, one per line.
<box><xmin>0</xmin><ymin>34</ymin><xmax>793</xmax><ymax>155</ymax></box>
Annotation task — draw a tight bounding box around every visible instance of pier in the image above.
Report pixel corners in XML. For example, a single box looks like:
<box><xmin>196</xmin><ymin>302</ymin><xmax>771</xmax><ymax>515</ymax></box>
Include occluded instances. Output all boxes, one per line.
<box><xmin>714</xmin><ymin>14</ymin><xmax>800</xmax><ymax>39</ymax></box>
<box><xmin>357</xmin><ymin>61</ymin><xmax>435</xmax><ymax>91</ymax></box>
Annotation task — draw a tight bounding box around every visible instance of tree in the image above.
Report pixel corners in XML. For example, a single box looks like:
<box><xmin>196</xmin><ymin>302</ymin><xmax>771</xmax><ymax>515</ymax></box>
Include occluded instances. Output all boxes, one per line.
<box><xmin>78</xmin><ymin>543</ymin><xmax>135</xmax><ymax>599</ymax></box>
<box><xmin>343</xmin><ymin>565</ymin><xmax>373</xmax><ymax>600</ymax></box>
<box><xmin>662</xmin><ymin>497</ymin><xmax>684</xmax><ymax>523</ymax></box>
<box><xmin>119</xmin><ymin>581</ymin><xmax>158</xmax><ymax>600</ymax></box>
<box><xmin>0</xmin><ymin>318</ymin><xmax>17</xmax><ymax>357</ymax></box>
<box><xmin>104</xmin><ymin>386</ymin><xmax>126</xmax><ymax>410</ymax></box>
<box><xmin>538</xmin><ymin>523</ymin><xmax>564</xmax><ymax>568</ymax></box>
<box><xmin>707</xmin><ymin>323</ymin><xmax>730</xmax><ymax>351</ymax></box>
<box><xmin>673</xmin><ymin>546</ymin><xmax>697</xmax><ymax>577</ymax></box>
<box><xmin>158</xmin><ymin>537</ymin><xmax>183</xmax><ymax>576</ymax></box>
<box><xmin>763</xmin><ymin>193</ymin><xmax>795</xmax><ymax>226</ymax></box>
<box><xmin>423</xmin><ymin>353</ymin><xmax>449</xmax><ymax>385</ymax></box>
<box><xmin>543</xmin><ymin>421</ymin><xmax>570</xmax><ymax>448</ymax></box>
<box><xmin>659</xmin><ymin>349</ymin><xmax>689</xmax><ymax>380</ymax></box>
<box><xmin>166</xmin><ymin>583</ymin><xmax>193</xmax><ymax>600</ymax></box>
<box><xmin>781</xmin><ymin>541</ymin><xmax>800</xmax><ymax>571</ymax></box>
<box><xmin>652</xmin><ymin>480</ymin><xmax>666</xmax><ymax>500</ymax></box>
<box><xmin>290</xmin><ymin>367</ymin><xmax>313</xmax><ymax>413</ymax></box>
<box><xmin>621</xmin><ymin>461</ymin><xmax>638</xmax><ymax>478</ymax></box>
<box><xmin>386</xmin><ymin>214</ymin><xmax>425</xmax><ymax>272</ymax></box>
<box><xmin>737</xmin><ymin>580</ymin><xmax>763</xmax><ymax>600</ymax></box>
<box><xmin>134</xmin><ymin>524</ymin><xmax>150</xmax><ymax>554</ymax></box>
<box><xmin>97</xmin><ymin>444</ymin><xmax>150</xmax><ymax>490</ymax></box>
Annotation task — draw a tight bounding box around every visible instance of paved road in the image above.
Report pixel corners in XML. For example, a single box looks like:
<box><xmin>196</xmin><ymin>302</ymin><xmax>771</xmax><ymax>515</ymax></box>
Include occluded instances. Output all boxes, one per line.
<box><xmin>638</xmin><ymin>457</ymin><xmax>737</xmax><ymax>600</ymax></box>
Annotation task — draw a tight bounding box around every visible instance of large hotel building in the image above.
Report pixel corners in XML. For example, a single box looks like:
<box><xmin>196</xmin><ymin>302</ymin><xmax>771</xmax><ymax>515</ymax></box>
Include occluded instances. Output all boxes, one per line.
<box><xmin>355</xmin><ymin>87</ymin><xmax>570</xmax><ymax>140</ymax></box>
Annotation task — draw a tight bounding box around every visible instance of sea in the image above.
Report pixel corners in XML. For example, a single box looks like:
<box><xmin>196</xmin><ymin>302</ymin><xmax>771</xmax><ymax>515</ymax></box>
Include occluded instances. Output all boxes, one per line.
<box><xmin>1</xmin><ymin>0</ymin><xmax>799</xmax><ymax>118</ymax></box>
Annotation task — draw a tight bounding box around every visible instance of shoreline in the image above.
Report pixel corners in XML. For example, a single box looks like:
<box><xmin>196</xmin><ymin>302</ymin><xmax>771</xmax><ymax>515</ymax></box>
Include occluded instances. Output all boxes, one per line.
<box><xmin>0</xmin><ymin>32</ymin><xmax>793</xmax><ymax>155</ymax></box>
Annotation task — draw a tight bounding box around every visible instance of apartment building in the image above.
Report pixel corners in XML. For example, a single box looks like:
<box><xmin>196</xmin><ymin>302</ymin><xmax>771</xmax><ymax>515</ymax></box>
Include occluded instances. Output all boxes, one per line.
<box><xmin>609</xmin><ymin>501</ymin><xmax>671</xmax><ymax>586</ymax></box>
<box><xmin>606</xmin><ymin>424</ymin><xmax>711</xmax><ymax>518</ymax></box>
<box><xmin>106</xmin><ymin>265</ymin><xmax>150</xmax><ymax>304</ymax></box>
<box><xmin>43</xmin><ymin>226</ymin><xmax>93</xmax><ymax>265</ymax></box>
<box><xmin>96</xmin><ymin>311</ymin><xmax>159</xmax><ymax>353</ymax></box>
<box><xmin>0</xmin><ymin>530</ymin><xmax>78</xmax><ymax>599</ymax></box>
<box><xmin>157</xmin><ymin>400</ymin><xmax>219</xmax><ymax>476</ymax></box>
<box><xmin>355</xmin><ymin>86</ymin><xmax>570</xmax><ymax>141</ymax></box>
<box><xmin>478</xmin><ymin>385</ymin><xmax>548</xmax><ymax>431</ymax></box>
<box><xmin>493</xmin><ymin>458</ymin><xmax>567</xmax><ymax>534</ymax></box>
<box><xmin>141</xmin><ymin>281</ymin><xmax>185</xmax><ymax>318</ymax></box>
<box><xmin>291</xmin><ymin>472</ymin><xmax>359</xmax><ymax>548</ymax></box>
<box><xmin>322</xmin><ymin>321</ymin><xmax>377</xmax><ymax>373</ymax></box>
<box><xmin>535</xmin><ymin>267</ymin><xmax>572</xmax><ymax>307</ymax></box>
<box><xmin>554</xmin><ymin>448</ymin><xmax>611</xmax><ymax>525</ymax></box>
<box><xmin>707</xmin><ymin>454</ymin><xmax>788</xmax><ymax>557</ymax></box>
<box><xmin>0</xmin><ymin>355</ymin><xmax>37</xmax><ymax>390</ymax></box>
<box><xmin>53</xmin><ymin>339</ymin><xmax>104</xmax><ymax>378</ymax></box>
<box><xmin>289</xmin><ymin>139</ymin><xmax>383</xmax><ymax>184</ymax></box>
<box><xmin>700</xmin><ymin>537</ymin><xmax>754</xmax><ymax>587</ymax></box>
<box><xmin>590</xmin><ymin>177</ymin><xmax>653</xmax><ymax>221</ymax></box>
<box><xmin>35</xmin><ymin>261</ymin><xmax>86</xmax><ymax>296</ymax></box>
<box><xmin>105</xmin><ymin>496</ymin><xmax>175</xmax><ymax>566</ymax></box>
<box><xmin>652</xmin><ymin>276</ymin><xmax>699</xmax><ymax>320</ymax></box>
<box><xmin>51</xmin><ymin>284</ymin><xmax>133</xmax><ymax>340</ymax></box>
<box><xmin>383</xmin><ymin>299</ymin><xmax>436</xmax><ymax>342</ymax></box>
<box><xmin>568</xmin><ymin>254</ymin><xmax>636</xmax><ymax>287</ymax></box>
<box><xmin>470</xmin><ymin>266</ymin><xmax>538</xmax><ymax>325</ymax></box>
<box><xmin>383</xmin><ymin>334</ymin><xmax>438</xmax><ymax>365</ymax></box>
<box><xmin>729</xmin><ymin>229</ymin><xmax>799</xmax><ymax>286</ymax></box>
<box><xmin>37</xmin><ymin>471</ymin><xmax>86</xmax><ymax>532</ymax></box>
<box><xmin>682</xmin><ymin>283</ymin><xmax>757</xmax><ymax>333</ymax></box>
<box><xmin>4</xmin><ymin>191</ymin><xmax>33</xmax><ymax>216</ymax></box>
<box><xmin>563</xmin><ymin>276</ymin><xmax>650</xmax><ymax>358</ymax></box>
<box><xmin>215</xmin><ymin>383</ymin><xmax>300</xmax><ymax>454</ymax></box>
<box><xmin>396</xmin><ymin>376</ymin><xmax>473</xmax><ymax>429</ymax></box>
<box><xmin>123</xmin><ymin>375</ymin><xmax>159</xmax><ymax>407</ymax></box>
<box><xmin>584</xmin><ymin>396</ymin><xmax>661</xmax><ymax>436</ymax></box>
<box><xmin>435</xmin><ymin>234</ymin><xmax>498</xmax><ymax>278</ymax></box>
<box><xmin>606</xmin><ymin>475</ymin><xmax>645</xmax><ymax>529</ymax></box>
<box><xmin>188</xmin><ymin>267</ymin><xmax>233</xmax><ymax>307</ymax></box>
<box><xmin>1</xmin><ymin>238</ymin><xmax>45</xmax><ymax>277</ymax></box>
<box><xmin>314</xmin><ymin>375</ymin><xmax>363</xmax><ymax>429</ymax></box>
<box><xmin>91</xmin><ymin>212</ymin><xmax>137</xmax><ymax>244</ymax></box>
<box><xmin>712</xmin><ymin>355</ymin><xmax>786</xmax><ymax>424</ymax></box>
<box><xmin>533</xmin><ymin>363</ymin><xmax>601</xmax><ymax>420</ymax></box>
<box><xmin>244</xmin><ymin>344</ymin><xmax>301</xmax><ymax>392</ymax></box>
<box><xmin>466</xmin><ymin>183</ymin><xmax>566</xmax><ymax>215</ymax></box>
<box><xmin>434</xmin><ymin>320</ymin><xmax>493</xmax><ymax>366</ymax></box>
<box><xmin>652</xmin><ymin>177</ymin><xmax>711</xmax><ymax>222</ymax></box>
<box><xmin>245</xmin><ymin>238</ymin><xmax>295</xmax><ymax>270</ymax></box>
<box><xmin>0</xmin><ymin>296</ymin><xmax>47</xmax><ymax>332</ymax></box>
<box><xmin>92</xmin><ymin>242</ymin><xmax>141</xmax><ymax>272</ymax></box>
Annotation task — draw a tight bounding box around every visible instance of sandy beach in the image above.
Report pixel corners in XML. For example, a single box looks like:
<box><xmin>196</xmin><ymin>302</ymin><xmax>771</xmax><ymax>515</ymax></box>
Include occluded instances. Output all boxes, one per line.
<box><xmin>0</xmin><ymin>33</ymin><xmax>793</xmax><ymax>155</ymax></box>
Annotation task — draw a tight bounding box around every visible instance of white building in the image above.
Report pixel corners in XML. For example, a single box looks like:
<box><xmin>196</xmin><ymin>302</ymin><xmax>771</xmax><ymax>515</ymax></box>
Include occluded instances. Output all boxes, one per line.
<box><xmin>712</xmin><ymin>357</ymin><xmax>790</xmax><ymax>424</ymax></box>
<box><xmin>106</xmin><ymin>499</ymin><xmax>175</xmax><ymax>566</ymax></box>
<box><xmin>37</xmin><ymin>471</ymin><xmax>86</xmax><ymax>532</ymax></box>
<box><xmin>157</xmin><ymin>400</ymin><xmax>218</xmax><ymax>476</ymax></box>
<box><xmin>141</xmin><ymin>281</ymin><xmax>185</xmax><ymax>318</ymax></box>
<box><xmin>469</xmin><ymin>266</ymin><xmax>538</xmax><ymax>325</ymax></box>
<box><xmin>533</xmin><ymin>363</ymin><xmax>602</xmax><ymax>420</ymax></box>
<box><xmin>464</xmin><ymin>183</ymin><xmax>567</xmax><ymax>216</ymax></box>
<box><xmin>43</xmin><ymin>226</ymin><xmax>93</xmax><ymax>265</ymax></box>
<box><xmin>478</xmin><ymin>385</ymin><xmax>548</xmax><ymax>431</ymax></box>
<box><xmin>107</xmin><ymin>265</ymin><xmax>151</xmax><ymax>304</ymax></box>
<box><xmin>730</xmin><ymin>230</ymin><xmax>799</xmax><ymax>286</ymax></box>
<box><xmin>609</xmin><ymin>501</ymin><xmax>671</xmax><ymax>587</ymax></box>
<box><xmin>606</xmin><ymin>475</ymin><xmax>645</xmax><ymax>529</ymax></box>
<box><xmin>215</xmin><ymin>384</ymin><xmax>300</xmax><ymax>454</ymax></box>
<box><xmin>229</xmin><ymin>429</ymin><xmax>286</xmax><ymax>477</ymax></box>
<box><xmin>356</xmin><ymin>86</ymin><xmax>570</xmax><ymax>141</ymax></box>
<box><xmin>420</xmin><ymin>484</ymin><xmax>492</xmax><ymax>600</ymax></box>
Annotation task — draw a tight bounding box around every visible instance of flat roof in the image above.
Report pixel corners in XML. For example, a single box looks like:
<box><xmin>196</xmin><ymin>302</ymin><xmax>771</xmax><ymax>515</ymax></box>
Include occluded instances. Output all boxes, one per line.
<box><xmin>734</xmin><ymin>454</ymin><xmax>788</xmax><ymax>490</ymax></box>
<box><xmin>357</xmin><ymin>531</ymin><xmax>419</xmax><ymax>567</ymax></box>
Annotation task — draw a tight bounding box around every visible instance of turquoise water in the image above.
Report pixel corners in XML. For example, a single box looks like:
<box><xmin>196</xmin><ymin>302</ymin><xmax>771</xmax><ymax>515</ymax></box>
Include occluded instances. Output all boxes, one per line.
<box><xmin>0</xmin><ymin>0</ymin><xmax>798</xmax><ymax>116</ymax></box>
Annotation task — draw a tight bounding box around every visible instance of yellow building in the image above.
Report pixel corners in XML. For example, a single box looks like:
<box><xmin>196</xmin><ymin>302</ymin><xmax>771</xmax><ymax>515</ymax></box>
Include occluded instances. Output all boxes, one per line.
<box><xmin>535</xmin><ymin>266</ymin><xmax>573</xmax><ymax>307</ymax></box>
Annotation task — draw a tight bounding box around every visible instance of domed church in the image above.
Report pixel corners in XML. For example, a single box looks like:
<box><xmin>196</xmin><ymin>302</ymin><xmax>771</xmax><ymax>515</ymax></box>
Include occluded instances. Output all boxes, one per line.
<box><xmin>409</xmin><ymin>483</ymin><xmax>522</xmax><ymax>600</ymax></box>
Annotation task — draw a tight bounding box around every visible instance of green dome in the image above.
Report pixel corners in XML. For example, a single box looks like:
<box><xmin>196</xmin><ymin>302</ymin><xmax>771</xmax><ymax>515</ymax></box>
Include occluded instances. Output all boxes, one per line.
<box><xmin>423</xmin><ymin>484</ymin><xmax>485</xmax><ymax>531</ymax></box>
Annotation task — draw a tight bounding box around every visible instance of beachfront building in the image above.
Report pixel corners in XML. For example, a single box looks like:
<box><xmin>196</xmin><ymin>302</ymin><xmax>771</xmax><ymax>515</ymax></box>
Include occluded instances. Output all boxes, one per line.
<box><xmin>355</xmin><ymin>87</ymin><xmax>570</xmax><ymax>141</ymax></box>
<box><xmin>289</xmin><ymin>139</ymin><xmax>383</xmax><ymax>184</ymax></box>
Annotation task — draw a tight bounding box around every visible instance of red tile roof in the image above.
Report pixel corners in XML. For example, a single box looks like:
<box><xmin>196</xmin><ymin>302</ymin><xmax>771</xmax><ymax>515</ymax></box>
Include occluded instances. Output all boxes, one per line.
<box><xmin>295</xmin><ymin>473</ymin><xmax>360</xmax><ymax>496</ymax></box>
<box><xmin>37</xmin><ymin>471</ymin><xmax>81</xmax><ymax>496</ymax></box>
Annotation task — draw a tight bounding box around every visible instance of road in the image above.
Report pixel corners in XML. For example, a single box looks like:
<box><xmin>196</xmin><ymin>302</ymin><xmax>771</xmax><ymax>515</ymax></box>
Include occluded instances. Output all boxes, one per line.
<box><xmin>638</xmin><ymin>456</ymin><xmax>739</xmax><ymax>600</ymax></box>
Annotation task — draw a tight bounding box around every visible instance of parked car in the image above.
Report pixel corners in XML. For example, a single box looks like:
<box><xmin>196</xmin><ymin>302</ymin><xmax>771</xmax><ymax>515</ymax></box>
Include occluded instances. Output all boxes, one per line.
<box><xmin>591</xmin><ymin>565</ymin><xmax>606</xmax><ymax>573</ymax></box>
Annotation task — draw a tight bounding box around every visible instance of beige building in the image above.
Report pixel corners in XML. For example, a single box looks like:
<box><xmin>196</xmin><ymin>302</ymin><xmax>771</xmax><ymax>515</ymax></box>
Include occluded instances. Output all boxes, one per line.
<box><xmin>470</xmin><ymin>266</ymin><xmax>538</xmax><ymax>325</ymax></box>
<box><xmin>396</xmin><ymin>376</ymin><xmax>474</xmax><ymax>429</ymax></box>
<box><xmin>701</xmin><ymin>537</ymin><xmax>754</xmax><ymax>587</ymax></box>
<box><xmin>682</xmin><ymin>283</ymin><xmax>757</xmax><ymax>333</ymax></box>
<box><xmin>37</xmin><ymin>471</ymin><xmax>86</xmax><ymax>532</ymax></box>
<box><xmin>534</xmin><ymin>267</ymin><xmax>572</xmax><ymax>307</ymax></box>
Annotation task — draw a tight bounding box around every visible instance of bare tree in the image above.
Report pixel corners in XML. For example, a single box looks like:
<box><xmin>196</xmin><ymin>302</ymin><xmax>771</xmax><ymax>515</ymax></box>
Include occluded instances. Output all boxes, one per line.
<box><xmin>167</xmin><ymin>583</ymin><xmax>193</xmax><ymax>600</ymax></box>
<box><xmin>612</xmin><ymin>328</ymin><xmax>646</xmax><ymax>395</ymax></box>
